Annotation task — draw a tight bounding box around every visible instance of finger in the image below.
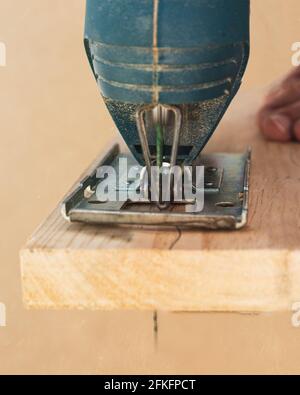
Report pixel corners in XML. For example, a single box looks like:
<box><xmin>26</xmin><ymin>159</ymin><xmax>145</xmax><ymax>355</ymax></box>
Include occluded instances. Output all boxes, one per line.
<box><xmin>267</xmin><ymin>66</ymin><xmax>300</xmax><ymax>95</ymax></box>
<box><xmin>258</xmin><ymin>111</ymin><xmax>292</xmax><ymax>142</ymax></box>
<box><xmin>293</xmin><ymin>118</ymin><xmax>300</xmax><ymax>141</ymax></box>
<box><xmin>264</xmin><ymin>78</ymin><xmax>300</xmax><ymax>109</ymax></box>
<box><xmin>277</xmin><ymin>99</ymin><xmax>300</xmax><ymax>121</ymax></box>
<box><xmin>284</xmin><ymin>65</ymin><xmax>300</xmax><ymax>82</ymax></box>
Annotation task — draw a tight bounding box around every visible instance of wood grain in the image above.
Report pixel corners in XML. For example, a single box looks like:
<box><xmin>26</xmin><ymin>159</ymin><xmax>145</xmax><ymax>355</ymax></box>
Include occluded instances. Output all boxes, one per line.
<box><xmin>20</xmin><ymin>89</ymin><xmax>300</xmax><ymax>312</ymax></box>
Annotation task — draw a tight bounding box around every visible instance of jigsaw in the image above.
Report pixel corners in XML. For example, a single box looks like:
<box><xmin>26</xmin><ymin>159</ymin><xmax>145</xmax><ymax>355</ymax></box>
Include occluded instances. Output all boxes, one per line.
<box><xmin>63</xmin><ymin>0</ymin><xmax>251</xmax><ymax>230</ymax></box>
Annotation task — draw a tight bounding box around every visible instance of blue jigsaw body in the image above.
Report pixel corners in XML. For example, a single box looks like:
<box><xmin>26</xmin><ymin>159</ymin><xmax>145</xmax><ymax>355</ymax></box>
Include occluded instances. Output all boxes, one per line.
<box><xmin>84</xmin><ymin>0</ymin><xmax>250</xmax><ymax>165</ymax></box>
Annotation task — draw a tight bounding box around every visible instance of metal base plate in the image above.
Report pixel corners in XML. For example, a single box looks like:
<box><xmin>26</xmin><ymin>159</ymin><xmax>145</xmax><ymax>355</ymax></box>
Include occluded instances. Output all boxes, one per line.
<box><xmin>62</xmin><ymin>144</ymin><xmax>251</xmax><ymax>230</ymax></box>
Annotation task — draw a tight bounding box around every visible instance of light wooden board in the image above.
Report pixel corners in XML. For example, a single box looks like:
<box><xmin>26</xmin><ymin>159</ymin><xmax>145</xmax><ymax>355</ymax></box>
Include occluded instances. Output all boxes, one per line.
<box><xmin>20</xmin><ymin>90</ymin><xmax>300</xmax><ymax>312</ymax></box>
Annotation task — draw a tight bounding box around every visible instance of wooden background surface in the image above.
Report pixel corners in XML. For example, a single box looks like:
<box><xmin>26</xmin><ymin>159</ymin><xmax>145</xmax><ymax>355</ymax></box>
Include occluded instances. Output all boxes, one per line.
<box><xmin>1</xmin><ymin>0</ymin><xmax>300</xmax><ymax>374</ymax></box>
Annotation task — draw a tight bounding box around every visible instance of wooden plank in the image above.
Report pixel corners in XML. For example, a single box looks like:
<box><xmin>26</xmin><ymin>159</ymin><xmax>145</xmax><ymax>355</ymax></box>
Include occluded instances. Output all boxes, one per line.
<box><xmin>20</xmin><ymin>89</ymin><xmax>300</xmax><ymax>312</ymax></box>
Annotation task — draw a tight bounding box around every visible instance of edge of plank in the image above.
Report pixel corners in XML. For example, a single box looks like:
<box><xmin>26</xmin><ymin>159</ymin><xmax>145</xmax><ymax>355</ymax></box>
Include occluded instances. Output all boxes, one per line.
<box><xmin>20</xmin><ymin>247</ymin><xmax>300</xmax><ymax>312</ymax></box>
